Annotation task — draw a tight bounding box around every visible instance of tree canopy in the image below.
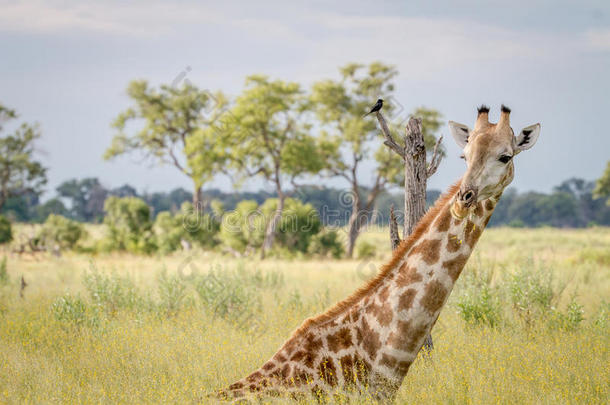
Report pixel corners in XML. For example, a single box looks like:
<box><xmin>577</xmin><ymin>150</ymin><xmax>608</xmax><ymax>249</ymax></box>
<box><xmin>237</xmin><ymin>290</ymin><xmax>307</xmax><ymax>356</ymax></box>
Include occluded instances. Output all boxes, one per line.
<box><xmin>105</xmin><ymin>80</ymin><xmax>228</xmax><ymax>209</ymax></box>
<box><xmin>0</xmin><ymin>104</ymin><xmax>47</xmax><ymax>212</ymax></box>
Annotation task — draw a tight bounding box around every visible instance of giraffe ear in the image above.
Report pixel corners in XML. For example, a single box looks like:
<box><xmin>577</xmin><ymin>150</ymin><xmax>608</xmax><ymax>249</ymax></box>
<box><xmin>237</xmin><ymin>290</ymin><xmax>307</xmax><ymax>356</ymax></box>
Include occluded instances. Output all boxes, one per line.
<box><xmin>514</xmin><ymin>123</ymin><xmax>541</xmax><ymax>153</ymax></box>
<box><xmin>448</xmin><ymin>121</ymin><xmax>470</xmax><ymax>148</ymax></box>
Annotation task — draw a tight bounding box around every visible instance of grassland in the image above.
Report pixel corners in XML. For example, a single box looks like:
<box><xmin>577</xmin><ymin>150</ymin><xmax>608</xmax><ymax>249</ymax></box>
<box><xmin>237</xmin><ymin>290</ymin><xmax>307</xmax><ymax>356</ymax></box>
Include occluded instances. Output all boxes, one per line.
<box><xmin>0</xmin><ymin>227</ymin><xmax>608</xmax><ymax>404</ymax></box>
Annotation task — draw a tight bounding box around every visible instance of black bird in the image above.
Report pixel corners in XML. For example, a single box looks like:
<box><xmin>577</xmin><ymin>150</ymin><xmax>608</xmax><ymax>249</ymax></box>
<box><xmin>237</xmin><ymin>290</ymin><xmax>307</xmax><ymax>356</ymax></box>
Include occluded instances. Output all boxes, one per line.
<box><xmin>364</xmin><ymin>99</ymin><xmax>383</xmax><ymax>117</ymax></box>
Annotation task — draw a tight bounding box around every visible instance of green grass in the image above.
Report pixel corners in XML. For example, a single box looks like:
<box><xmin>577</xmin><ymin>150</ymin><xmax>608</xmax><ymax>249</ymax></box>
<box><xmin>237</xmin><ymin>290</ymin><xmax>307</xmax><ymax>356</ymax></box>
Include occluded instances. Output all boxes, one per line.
<box><xmin>0</xmin><ymin>227</ymin><xmax>608</xmax><ymax>404</ymax></box>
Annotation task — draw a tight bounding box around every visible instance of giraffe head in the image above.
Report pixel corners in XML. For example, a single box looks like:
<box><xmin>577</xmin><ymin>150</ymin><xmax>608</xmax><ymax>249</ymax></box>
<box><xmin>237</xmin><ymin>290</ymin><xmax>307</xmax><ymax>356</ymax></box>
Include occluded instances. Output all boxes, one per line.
<box><xmin>448</xmin><ymin>105</ymin><xmax>540</xmax><ymax>217</ymax></box>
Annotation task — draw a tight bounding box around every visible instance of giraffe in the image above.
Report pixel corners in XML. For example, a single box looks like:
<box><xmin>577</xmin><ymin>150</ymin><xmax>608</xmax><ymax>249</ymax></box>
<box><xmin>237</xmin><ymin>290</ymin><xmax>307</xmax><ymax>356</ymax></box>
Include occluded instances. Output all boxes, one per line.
<box><xmin>218</xmin><ymin>105</ymin><xmax>541</xmax><ymax>401</ymax></box>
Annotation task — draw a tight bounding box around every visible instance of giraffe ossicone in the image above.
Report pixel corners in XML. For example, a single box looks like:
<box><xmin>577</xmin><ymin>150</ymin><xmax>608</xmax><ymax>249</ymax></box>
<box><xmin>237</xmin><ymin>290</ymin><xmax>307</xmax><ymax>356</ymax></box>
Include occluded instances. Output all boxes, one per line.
<box><xmin>217</xmin><ymin>105</ymin><xmax>541</xmax><ymax>401</ymax></box>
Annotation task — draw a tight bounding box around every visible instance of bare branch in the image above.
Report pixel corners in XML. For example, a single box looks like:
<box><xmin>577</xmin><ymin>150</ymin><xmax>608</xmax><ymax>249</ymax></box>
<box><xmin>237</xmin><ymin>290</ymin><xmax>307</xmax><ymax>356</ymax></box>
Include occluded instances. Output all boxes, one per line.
<box><xmin>375</xmin><ymin>111</ymin><xmax>405</xmax><ymax>158</ymax></box>
<box><xmin>389</xmin><ymin>204</ymin><xmax>401</xmax><ymax>250</ymax></box>
<box><xmin>426</xmin><ymin>135</ymin><xmax>444</xmax><ymax>178</ymax></box>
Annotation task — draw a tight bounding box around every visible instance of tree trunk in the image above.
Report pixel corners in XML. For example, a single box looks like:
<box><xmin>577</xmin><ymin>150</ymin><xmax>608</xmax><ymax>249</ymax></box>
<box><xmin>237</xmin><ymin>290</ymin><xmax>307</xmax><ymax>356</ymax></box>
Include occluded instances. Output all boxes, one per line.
<box><xmin>261</xmin><ymin>192</ymin><xmax>285</xmax><ymax>259</ymax></box>
<box><xmin>345</xmin><ymin>190</ymin><xmax>361</xmax><ymax>258</ymax></box>
<box><xmin>192</xmin><ymin>185</ymin><xmax>203</xmax><ymax>213</ymax></box>
<box><xmin>261</xmin><ymin>172</ymin><xmax>284</xmax><ymax>259</ymax></box>
<box><xmin>403</xmin><ymin>118</ymin><xmax>428</xmax><ymax>239</ymax></box>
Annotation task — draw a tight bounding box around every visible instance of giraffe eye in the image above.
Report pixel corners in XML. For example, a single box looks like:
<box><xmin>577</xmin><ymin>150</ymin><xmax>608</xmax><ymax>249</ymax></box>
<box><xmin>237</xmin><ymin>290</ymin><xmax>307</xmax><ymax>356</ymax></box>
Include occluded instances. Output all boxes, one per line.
<box><xmin>499</xmin><ymin>155</ymin><xmax>512</xmax><ymax>164</ymax></box>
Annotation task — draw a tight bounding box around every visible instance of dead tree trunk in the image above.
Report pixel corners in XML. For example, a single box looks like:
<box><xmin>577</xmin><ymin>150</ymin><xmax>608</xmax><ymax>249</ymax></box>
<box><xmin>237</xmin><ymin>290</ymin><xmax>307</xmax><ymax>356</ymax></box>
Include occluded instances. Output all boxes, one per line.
<box><xmin>376</xmin><ymin>113</ymin><xmax>443</xmax><ymax>352</ymax></box>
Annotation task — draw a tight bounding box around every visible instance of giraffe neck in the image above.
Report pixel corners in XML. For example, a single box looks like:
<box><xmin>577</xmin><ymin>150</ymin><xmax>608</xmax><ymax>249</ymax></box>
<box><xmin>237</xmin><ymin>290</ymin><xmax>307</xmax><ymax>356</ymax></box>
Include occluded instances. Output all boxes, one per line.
<box><xmin>221</xmin><ymin>181</ymin><xmax>499</xmax><ymax>400</ymax></box>
<box><xmin>359</xmin><ymin>183</ymin><xmax>497</xmax><ymax>389</ymax></box>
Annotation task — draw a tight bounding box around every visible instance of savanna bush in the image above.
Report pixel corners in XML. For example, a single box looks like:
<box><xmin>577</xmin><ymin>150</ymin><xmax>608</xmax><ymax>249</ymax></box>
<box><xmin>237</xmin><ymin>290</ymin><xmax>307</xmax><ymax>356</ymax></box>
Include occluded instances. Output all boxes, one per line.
<box><xmin>262</xmin><ymin>198</ymin><xmax>321</xmax><ymax>253</ymax></box>
<box><xmin>0</xmin><ymin>256</ymin><xmax>8</xmax><ymax>286</ymax></box>
<box><xmin>154</xmin><ymin>202</ymin><xmax>219</xmax><ymax>253</ymax></box>
<box><xmin>219</xmin><ymin>200</ymin><xmax>265</xmax><ymax>253</ymax></box>
<box><xmin>0</xmin><ymin>215</ymin><xmax>12</xmax><ymax>244</ymax></box>
<box><xmin>52</xmin><ymin>293</ymin><xmax>99</xmax><ymax>328</ymax></box>
<box><xmin>37</xmin><ymin>214</ymin><xmax>86</xmax><ymax>250</ymax></box>
<box><xmin>356</xmin><ymin>240</ymin><xmax>376</xmax><ymax>259</ymax></box>
<box><xmin>157</xmin><ymin>268</ymin><xmax>189</xmax><ymax>316</ymax></box>
<box><xmin>83</xmin><ymin>266</ymin><xmax>145</xmax><ymax>314</ymax></box>
<box><xmin>103</xmin><ymin>196</ymin><xmax>156</xmax><ymax>254</ymax></box>
<box><xmin>308</xmin><ymin>229</ymin><xmax>345</xmax><ymax>258</ymax></box>
<box><xmin>220</xmin><ymin>198</ymin><xmax>321</xmax><ymax>255</ymax></box>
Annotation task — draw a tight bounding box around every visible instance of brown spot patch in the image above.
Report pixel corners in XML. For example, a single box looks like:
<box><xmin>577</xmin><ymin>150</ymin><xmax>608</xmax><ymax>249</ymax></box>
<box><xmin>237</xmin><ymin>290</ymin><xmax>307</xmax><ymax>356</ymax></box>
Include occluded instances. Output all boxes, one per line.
<box><xmin>273</xmin><ymin>353</ymin><xmax>286</xmax><ymax>363</ymax></box>
<box><xmin>229</xmin><ymin>382</ymin><xmax>243</xmax><ymax>390</ymax></box>
<box><xmin>317</xmin><ymin>357</ymin><xmax>338</xmax><ymax>387</ymax></box>
<box><xmin>354</xmin><ymin>354</ymin><xmax>371</xmax><ymax>385</ymax></box>
<box><xmin>326</xmin><ymin>327</ymin><xmax>353</xmax><ymax>352</ymax></box>
<box><xmin>464</xmin><ymin>220</ymin><xmax>483</xmax><ymax>247</ymax></box>
<box><xmin>443</xmin><ymin>254</ymin><xmax>468</xmax><ymax>282</ymax></box>
<box><xmin>293</xmin><ymin>368</ymin><xmax>313</xmax><ymax>385</ymax></box>
<box><xmin>434</xmin><ymin>205</ymin><xmax>452</xmax><ymax>232</ymax></box>
<box><xmin>397</xmin><ymin>360</ymin><xmax>411</xmax><ymax>375</ymax></box>
<box><xmin>246</xmin><ymin>371</ymin><xmax>261</xmax><ymax>382</ymax></box>
<box><xmin>367</xmin><ymin>300</ymin><xmax>393</xmax><ymax>327</ymax></box>
<box><xmin>303</xmin><ymin>352</ymin><xmax>317</xmax><ymax>369</ymax></box>
<box><xmin>339</xmin><ymin>355</ymin><xmax>354</xmax><ymax>384</ymax></box>
<box><xmin>474</xmin><ymin>202</ymin><xmax>484</xmax><ymax>217</ymax></box>
<box><xmin>419</xmin><ymin>280</ymin><xmax>447</xmax><ymax>315</ymax></box>
<box><xmin>398</xmin><ymin>288</ymin><xmax>417</xmax><ymax>312</ymax></box>
<box><xmin>396</xmin><ymin>264</ymin><xmax>423</xmax><ymax>286</ymax></box>
<box><xmin>262</xmin><ymin>362</ymin><xmax>275</xmax><ymax>371</ymax></box>
<box><xmin>446</xmin><ymin>233</ymin><xmax>462</xmax><ymax>253</ymax></box>
<box><xmin>485</xmin><ymin>199</ymin><xmax>495</xmax><ymax>211</ymax></box>
<box><xmin>405</xmin><ymin>323</ymin><xmax>429</xmax><ymax>352</ymax></box>
<box><xmin>379</xmin><ymin>353</ymin><xmax>397</xmax><ymax>369</ymax></box>
<box><xmin>290</xmin><ymin>351</ymin><xmax>305</xmax><ymax>362</ymax></box>
<box><xmin>411</xmin><ymin>238</ymin><xmax>442</xmax><ymax>265</ymax></box>
<box><xmin>387</xmin><ymin>320</ymin><xmax>411</xmax><ymax>350</ymax></box>
<box><xmin>360</xmin><ymin>317</ymin><xmax>381</xmax><ymax>360</ymax></box>
<box><xmin>379</xmin><ymin>285</ymin><xmax>390</xmax><ymax>302</ymax></box>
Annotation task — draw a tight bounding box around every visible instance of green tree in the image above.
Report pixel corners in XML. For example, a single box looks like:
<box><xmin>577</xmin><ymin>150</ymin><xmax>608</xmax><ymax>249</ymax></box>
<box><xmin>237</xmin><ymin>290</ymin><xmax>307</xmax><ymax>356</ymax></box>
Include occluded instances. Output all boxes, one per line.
<box><xmin>37</xmin><ymin>214</ymin><xmax>86</xmax><ymax>250</ymax></box>
<box><xmin>594</xmin><ymin>161</ymin><xmax>610</xmax><ymax>205</ymax></box>
<box><xmin>311</xmin><ymin>63</ymin><xmax>412</xmax><ymax>257</ymax></box>
<box><xmin>221</xmin><ymin>75</ymin><xmax>326</xmax><ymax>258</ymax></box>
<box><xmin>154</xmin><ymin>202</ymin><xmax>219</xmax><ymax>253</ymax></box>
<box><xmin>0</xmin><ymin>104</ymin><xmax>47</xmax><ymax>212</ymax></box>
<box><xmin>56</xmin><ymin>178</ymin><xmax>107</xmax><ymax>222</ymax></box>
<box><xmin>105</xmin><ymin>81</ymin><xmax>228</xmax><ymax>210</ymax></box>
<box><xmin>103</xmin><ymin>196</ymin><xmax>156</xmax><ymax>254</ymax></box>
<box><xmin>0</xmin><ymin>215</ymin><xmax>12</xmax><ymax>244</ymax></box>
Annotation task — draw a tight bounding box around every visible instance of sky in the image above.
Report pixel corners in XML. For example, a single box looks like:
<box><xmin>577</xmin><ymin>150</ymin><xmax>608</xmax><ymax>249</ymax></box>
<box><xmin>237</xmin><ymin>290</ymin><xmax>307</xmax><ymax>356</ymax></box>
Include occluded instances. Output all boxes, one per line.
<box><xmin>1</xmin><ymin>0</ymin><xmax>609</xmax><ymax>198</ymax></box>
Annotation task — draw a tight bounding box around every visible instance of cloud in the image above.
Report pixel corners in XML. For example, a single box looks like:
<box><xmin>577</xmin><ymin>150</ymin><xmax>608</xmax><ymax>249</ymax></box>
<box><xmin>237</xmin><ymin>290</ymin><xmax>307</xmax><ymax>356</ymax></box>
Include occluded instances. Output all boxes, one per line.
<box><xmin>584</xmin><ymin>28</ymin><xmax>610</xmax><ymax>51</ymax></box>
<box><xmin>0</xmin><ymin>0</ymin><xmax>223</xmax><ymax>36</ymax></box>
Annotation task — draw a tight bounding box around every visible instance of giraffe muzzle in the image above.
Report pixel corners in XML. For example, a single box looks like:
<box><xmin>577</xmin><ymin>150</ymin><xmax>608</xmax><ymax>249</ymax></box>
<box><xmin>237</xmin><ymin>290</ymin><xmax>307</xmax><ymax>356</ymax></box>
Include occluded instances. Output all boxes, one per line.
<box><xmin>458</xmin><ymin>187</ymin><xmax>478</xmax><ymax>208</ymax></box>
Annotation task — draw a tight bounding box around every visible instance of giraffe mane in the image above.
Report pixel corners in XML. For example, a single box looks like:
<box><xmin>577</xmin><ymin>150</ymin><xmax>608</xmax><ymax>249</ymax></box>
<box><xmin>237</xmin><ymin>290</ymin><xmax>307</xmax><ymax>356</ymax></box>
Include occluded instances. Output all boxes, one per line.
<box><xmin>288</xmin><ymin>179</ymin><xmax>462</xmax><ymax>336</ymax></box>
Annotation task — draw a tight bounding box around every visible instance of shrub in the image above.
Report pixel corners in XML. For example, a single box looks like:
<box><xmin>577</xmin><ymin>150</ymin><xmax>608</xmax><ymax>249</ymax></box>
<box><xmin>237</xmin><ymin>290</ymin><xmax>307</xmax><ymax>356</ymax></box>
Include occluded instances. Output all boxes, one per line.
<box><xmin>103</xmin><ymin>196</ymin><xmax>156</xmax><ymax>254</ymax></box>
<box><xmin>52</xmin><ymin>293</ymin><xmax>97</xmax><ymax>327</ymax></box>
<box><xmin>356</xmin><ymin>240</ymin><xmax>376</xmax><ymax>259</ymax></box>
<box><xmin>37</xmin><ymin>214</ymin><xmax>86</xmax><ymax>250</ymax></box>
<box><xmin>195</xmin><ymin>269</ymin><xmax>262</xmax><ymax>330</ymax></box>
<box><xmin>457</xmin><ymin>284</ymin><xmax>502</xmax><ymax>327</ymax></box>
<box><xmin>308</xmin><ymin>229</ymin><xmax>344</xmax><ymax>259</ymax></box>
<box><xmin>219</xmin><ymin>200</ymin><xmax>266</xmax><ymax>253</ymax></box>
<box><xmin>155</xmin><ymin>203</ymin><xmax>220</xmax><ymax>253</ymax></box>
<box><xmin>0</xmin><ymin>215</ymin><xmax>12</xmax><ymax>244</ymax></box>
<box><xmin>157</xmin><ymin>269</ymin><xmax>188</xmax><ymax>316</ymax></box>
<box><xmin>508</xmin><ymin>265</ymin><xmax>560</xmax><ymax>325</ymax></box>
<box><xmin>0</xmin><ymin>256</ymin><xmax>8</xmax><ymax>286</ymax></box>
<box><xmin>83</xmin><ymin>266</ymin><xmax>144</xmax><ymax>314</ymax></box>
<box><xmin>261</xmin><ymin>198</ymin><xmax>321</xmax><ymax>253</ymax></box>
<box><xmin>220</xmin><ymin>198</ymin><xmax>322</xmax><ymax>255</ymax></box>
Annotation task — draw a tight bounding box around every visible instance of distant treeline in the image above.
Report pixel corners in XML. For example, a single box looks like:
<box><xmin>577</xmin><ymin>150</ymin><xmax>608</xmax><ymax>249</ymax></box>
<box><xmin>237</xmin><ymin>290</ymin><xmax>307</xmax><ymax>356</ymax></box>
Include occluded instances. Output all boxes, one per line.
<box><xmin>2</xmin><ymin>177</ymin><xmax>608</xmax><ymax>228</ymax></box>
